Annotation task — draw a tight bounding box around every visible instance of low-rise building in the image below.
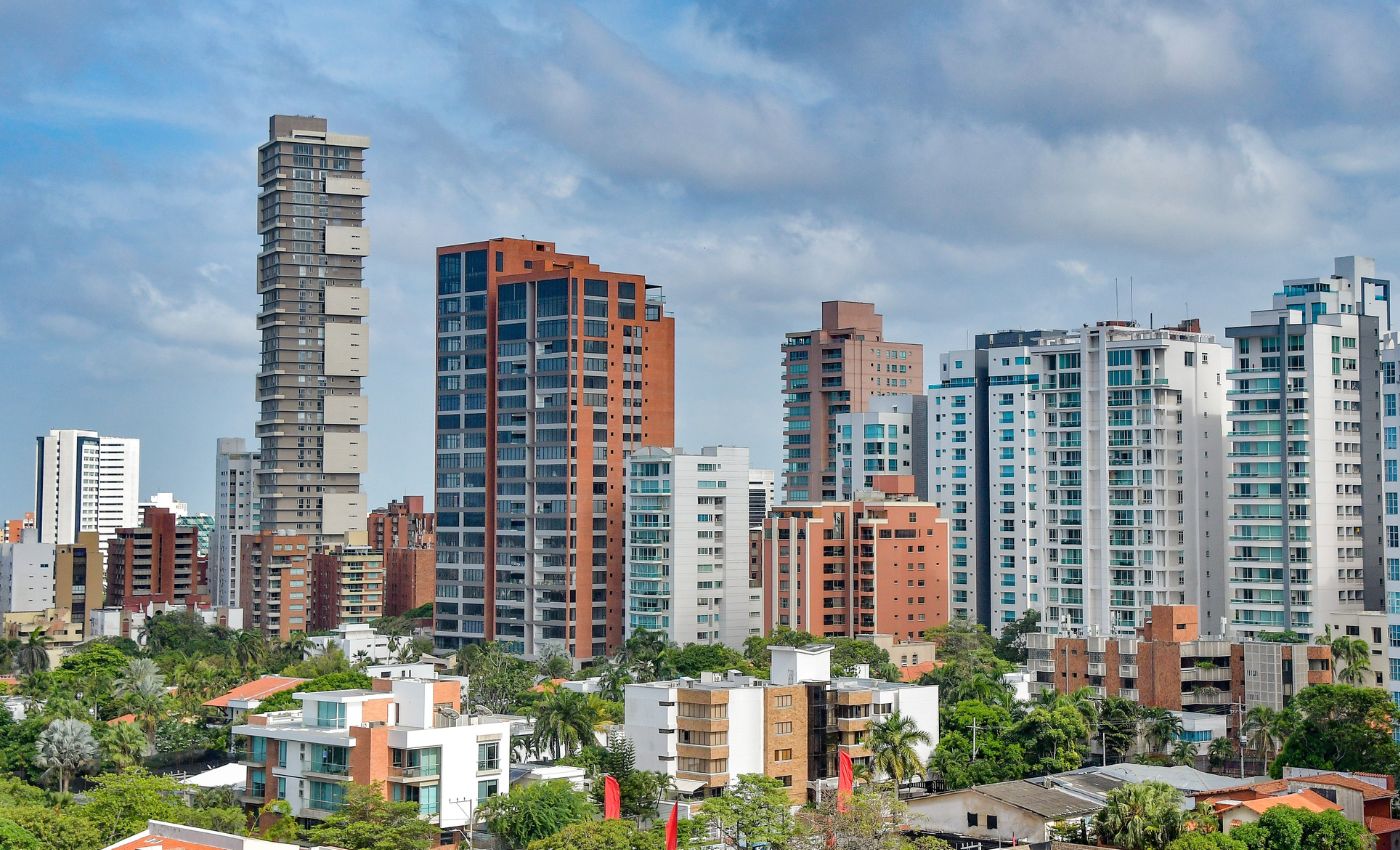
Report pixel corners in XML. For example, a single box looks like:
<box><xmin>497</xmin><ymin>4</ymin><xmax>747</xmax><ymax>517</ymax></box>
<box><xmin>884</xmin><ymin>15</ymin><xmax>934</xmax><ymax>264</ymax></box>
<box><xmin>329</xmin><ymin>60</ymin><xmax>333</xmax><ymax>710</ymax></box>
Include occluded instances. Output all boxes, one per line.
<box><xmin>203</xmin><ymin>676</ymin><xmax>307</xmax><ymax>722</ymax></box>
<box><xmin>233</xmin><ymin>674</ymin><xmax>512</xmax><ymax>842</ymax></box>
<box><xmin>102</xmin><ymin>819</ymin><xmax>299</xmax><ymax>850</ymax></box>
<box><xmin>624</xmin><ymin>643</ymin><xmax>937</xmax><ymax>805</ymax></box>
<box><xmin>89</xmin><ymin>600</ymin><xmax>242</xmax><ymax>645</ymax></box>
<box><xmin>307</xmin><ymin>622</ymin><xmax>395</xmax><ymax>664</ymax></box>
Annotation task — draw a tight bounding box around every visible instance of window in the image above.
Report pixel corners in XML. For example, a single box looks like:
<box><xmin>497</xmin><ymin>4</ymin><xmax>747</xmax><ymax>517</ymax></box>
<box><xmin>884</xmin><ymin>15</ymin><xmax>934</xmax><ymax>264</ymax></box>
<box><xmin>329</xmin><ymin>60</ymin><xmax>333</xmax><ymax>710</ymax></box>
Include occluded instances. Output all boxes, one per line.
<box><xmin>774</xmin><ymin>721</ymin><xmax>793</xmax><ymax>735</ymax></box>
<box><xmin>478</xmin><ymin>741</ymin><xmax>500</xmax><ymax>771</ymax></box>
<box><xmin>968</xmin><ymin>813</ymin><xmax>979</xmax><ymax>827</ymax></box>
<box><xmin>315</xmin><ymin>700</ymin><xmax>346</xmax><ymax>728</ymax></box>
<box><xmin>774</xmin><ymin>694</ymin><xmax>793</xmax><ymax>708</ymax></box>
<box><xmin>773</xmin><ymin>748</ymin><xmax>793</xmax><ymax>761</ymax></box>
<box><xmin>477</xmin><ymin>779</ymin><xmax>499</xmax><ymax>803</ymax></box>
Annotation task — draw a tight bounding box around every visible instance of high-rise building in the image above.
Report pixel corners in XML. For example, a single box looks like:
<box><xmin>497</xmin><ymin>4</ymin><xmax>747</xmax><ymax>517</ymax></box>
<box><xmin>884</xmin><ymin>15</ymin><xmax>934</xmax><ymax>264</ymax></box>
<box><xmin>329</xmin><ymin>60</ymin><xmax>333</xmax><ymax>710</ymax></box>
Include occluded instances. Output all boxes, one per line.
<box><xmin>625</xmin><ymin>446</ymin><xmax>763</xmax><ymax>648</ymax></box>
<box><xmin>833</xmin><ymin>394</ymin><xmax>928</xmax><ymax>500</ymax></box>
<box><xmin>55</xmin><ymin>531</ymin><xmax>103</xmax><ymax>634</ymax></box>
<box><xmin>1227</xmin><ymin>257</ymin><xmax>1390</xmax><ymax>639</ymax></box>
<box><xmin>1383</xmin><ymin>334</ymin><xmax>1400</xmax><ymax>702</ymax></box>
<box><xmin>781</xmin><ymin>301</ymin><xmax>923</xmax><ymax>503</ymax></box>
<box><xmin>241</xmin><ymin>530</ymin><xmax>311</xmax><ymax>641</ymax></box>
<box><xmin>105</xmin><ymin>506</ymin><xmax>205</xmax><ymax>608</ymax></box>
<box><xmin>1036</xmin><ymin>320</ymin><xmax>1228</xmax><ymax>637</ymax></box>
<box><xmin>759</xmin><ymin>475</ymin><xmax>950</xmax><ymax>641</ymax></box>
<box><xmin>432</xmin><ymin>237</ymin><xmax>675</xmax><ymax>660</ymax></box>
<box><xmin>368</xmin><ymin>496</ymin><xmax>435</xmax><ymax>550</ymax></box>
<box><xmin>310</xmin><ymin>530</ymin><xmax>385</xmax><ymax>631</ymax></box>
<box><xmin>0</xmin><ymin>528</ymin><xmax>54</xmax><ymax>613</ymax></box>
<box><xmin>747</xmin><ymin>469</ymin><xmax>775</xmax><ymax>529</ymax></box>
<box><xmin>213</xmin><ymin>437</ymin><xmax>262</xmax><ymax>607</ymax></box>
<box><xmin>256</xmin><ymin>115</ymin><xmax>370</xmax><ymax>549</ymax></box>
<box><xmin>3</xmin><ymin>513</ymin><xmax>35</xmax><ymax>543</ymax></box>
<box><xmin>34</xmin><ymin>429</ymin><xmax>140</xmax><ymax>551</ymax></box>
<box><xmin>930</xmin><ymin>331</ymin><xmax>1057</xmax><ymax>632</ymax></box>
<box><xmin>140</xmin><ymin>492</ymin><xmax>188</xmax><ymax>518</ymax></box>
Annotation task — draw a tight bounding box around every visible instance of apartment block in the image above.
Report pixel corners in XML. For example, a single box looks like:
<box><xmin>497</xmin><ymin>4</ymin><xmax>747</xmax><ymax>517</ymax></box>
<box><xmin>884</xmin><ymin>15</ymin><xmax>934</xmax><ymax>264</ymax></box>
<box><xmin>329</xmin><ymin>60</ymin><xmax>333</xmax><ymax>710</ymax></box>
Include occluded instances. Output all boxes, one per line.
<box><xmin>625</xmin><ymin>644</ymin><xmax>937</xmax><ymax>804</ymax></box>
<box><xmin>241</xmin><ymin>531</ymin><xmax>311</xmax><ymax>641</ymax></box>
<box><xmin>55</xmin><ymin>531</ymin><xmax>103</xmax><ymax>633</ymax></box>
<box><xmin>930</xmin><ymin>331</ymin><xmax>1057</xmax><ymax>632</ymax></box>
<box><xmin>625</xmin><ymin>446</ymin><xmax>763</xmax><ymax>648</ymax></box>
<box><xmin>759</xmin><ymin>475</ymin><xmax>950</xmax><ymax>641</ymax></box>
<box><xmin>3</xmin><ymin>513</ymin><xmax>34</xmax><ymax>543</ymax></box>
<box><xmin>748</xmin><ymin>469</ymin><xmax>775</xmax><ymax>529</ymax></box>
<box><xmin>385</xmin><ymin>548</ymin><xmax>435</xmax><ymax>618</ymax></box>
<box><xmin>1036</xmin><ymin>320</ymin><xmax>1228</xmax><ymax>636</ymax></box>
<box><xmin>833</xmin><ymin>394</ymin><xmax>928</xmax><ymax>500</ymax></box>
<box><xmin>1026</xmin><ymin>605</ymin><xmax>1333</xmax><ymax>718</ymax></box>
<box><xmin>1227</xmin><ymin>257</ymin><xmax>1390</xmax><ymax>639</ymax></box>
<box><xmin>368</xmin><ymin>496</ymin><xmax>435</xmax><ymax>550</ymax></box>
<box><xmin>782</xmin><ymin>301</ymin><xmax>923</xmax><ymax>503</ymax></box>
<box><xmin>0</xmin><ymin>528</ymin><xmax>53</xmax><ymax>613</ymax></box>
<box><xmin>432</xmin><ymin>237</ymin><xmax>675</xmax><ymax>661</ymax></box>
<box><xmin>310</xmin><ymin>530</ymin><xmax>385</xmax><ymax>631</ymax></box>
<box><xmin>1384</xmin><ymin>335</ymin><xmax>1400</xmax><ymax>703</ymax></box>
<box><xmin>105</xmin><ymin>507</ymin><xmax>205</xmax><ymax>608</ymax></box>
<box><xmin>34</xmin><ymin>429</ymin><xmax>139</xmax><ymax>551</ymax></box>
<box><xmin>233</xmin><ymin>675</ymin><xmax>512</xmax><ymax>840</ymax></box>
<box><xmin>213</xmin><ymin>437</ymin><xmax>262</xmax><ymax>608</ymax></box>
<box><xmin>256</xmin><ymin>115</ymin><xmax>370</xmax><ymax>548</ymax></box>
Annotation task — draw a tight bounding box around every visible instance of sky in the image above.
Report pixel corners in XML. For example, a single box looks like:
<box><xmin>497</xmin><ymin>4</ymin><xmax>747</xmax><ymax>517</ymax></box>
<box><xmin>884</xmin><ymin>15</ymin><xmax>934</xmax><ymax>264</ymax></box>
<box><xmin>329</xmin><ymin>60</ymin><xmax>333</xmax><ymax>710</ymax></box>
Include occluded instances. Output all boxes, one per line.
<box><xmin>5</xmin><ymin>0</ymin><xmax>1400</xmax><ymax>517</ymax></box>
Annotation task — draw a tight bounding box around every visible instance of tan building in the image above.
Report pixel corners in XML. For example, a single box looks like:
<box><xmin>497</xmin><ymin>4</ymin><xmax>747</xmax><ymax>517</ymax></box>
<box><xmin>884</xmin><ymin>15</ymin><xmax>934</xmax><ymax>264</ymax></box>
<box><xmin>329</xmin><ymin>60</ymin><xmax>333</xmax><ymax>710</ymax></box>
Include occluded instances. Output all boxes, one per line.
<box><xmin>55</xmin><ymin>531</ymin><xmax>103</xmax><ymax>636</ymax></box>
<box><xmin>781</xmin><ymin>301</ymin><xmax>923</xmax><ymax>502</ymax></box>
<box><xmin>256</xmin><ymin>115</ymin><xmax>370</xmax><ymax>549</ymax></box>
<box><xmin>310</xmin><ymin>530</ymin><xmax>384</xmax><ymax>631</ymax></box>
<box><xmin>760</xmin><ymin>475</ymin><xmax>950</xmax><ymax>641</ymax></box>
<box><xmin>1026</xmin><ymin>605</ymin><xmax>1333</xmax><ymax>722</ymax></box>
<box><xmin>241</xmin><ymin>531</ymin><xmax>311</xmax><ymax>641</ymax></box>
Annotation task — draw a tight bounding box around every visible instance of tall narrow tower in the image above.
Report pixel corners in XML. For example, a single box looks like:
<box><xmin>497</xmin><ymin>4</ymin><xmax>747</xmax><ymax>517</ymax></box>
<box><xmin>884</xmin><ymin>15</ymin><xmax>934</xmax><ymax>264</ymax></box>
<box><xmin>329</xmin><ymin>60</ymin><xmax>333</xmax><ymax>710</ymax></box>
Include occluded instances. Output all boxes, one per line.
<box><xmin>256</xmin><ymin>115</ymin><xmax>370</xmax><ymax>549</ymax></box>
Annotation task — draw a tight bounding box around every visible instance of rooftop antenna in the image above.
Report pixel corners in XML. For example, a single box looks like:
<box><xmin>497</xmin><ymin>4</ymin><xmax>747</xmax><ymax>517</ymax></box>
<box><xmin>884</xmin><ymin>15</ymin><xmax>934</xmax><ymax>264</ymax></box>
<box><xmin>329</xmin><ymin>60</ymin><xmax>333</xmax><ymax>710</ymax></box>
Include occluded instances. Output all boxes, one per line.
<box><xmin>1130</xmin><ymin>276</ymin><xmax>1135</xmax><ymax>323</ymax></box>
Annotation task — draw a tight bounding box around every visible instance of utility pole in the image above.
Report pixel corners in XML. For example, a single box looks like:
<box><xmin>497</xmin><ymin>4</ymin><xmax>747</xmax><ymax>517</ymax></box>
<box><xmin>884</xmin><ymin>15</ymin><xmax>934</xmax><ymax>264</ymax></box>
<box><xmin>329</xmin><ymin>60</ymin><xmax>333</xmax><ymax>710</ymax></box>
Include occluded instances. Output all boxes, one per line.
<box><xmin>969</xmin><ymin>717</ymin><xmax>981</xmax><ymax>760</ymax></box>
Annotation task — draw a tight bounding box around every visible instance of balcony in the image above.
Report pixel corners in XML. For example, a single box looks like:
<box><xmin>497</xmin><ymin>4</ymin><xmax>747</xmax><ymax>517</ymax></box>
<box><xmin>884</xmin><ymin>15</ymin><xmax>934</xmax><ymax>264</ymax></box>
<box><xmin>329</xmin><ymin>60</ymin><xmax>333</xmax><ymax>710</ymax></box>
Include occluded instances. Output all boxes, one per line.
<box><xmin>390</xmin><ymin>764</ymin><xmax>441</xmax><ymax>783</ymax></box>
<box><xmin>305</xmin><ymin>761</ymin><xmax>351</xmax><ymax>779</ymax></box>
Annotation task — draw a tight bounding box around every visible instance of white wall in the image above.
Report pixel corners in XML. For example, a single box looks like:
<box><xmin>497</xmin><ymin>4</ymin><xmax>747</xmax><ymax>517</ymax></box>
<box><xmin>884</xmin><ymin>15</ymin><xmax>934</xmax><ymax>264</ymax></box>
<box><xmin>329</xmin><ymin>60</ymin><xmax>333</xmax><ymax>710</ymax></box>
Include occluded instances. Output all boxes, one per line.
<box><xmin>726</xmin><ymin>688</ymin><xmax>765</xmax><ymax>780</ymax></box>
<box><xmin>624</xmin><ymin>683</ymin><xmax>677</xmax><ymax>777</ymax></box>
<box><xmin>0</xmin><ymin>536</ymin><xmax>54</xmax><ymax>613</ymax></box>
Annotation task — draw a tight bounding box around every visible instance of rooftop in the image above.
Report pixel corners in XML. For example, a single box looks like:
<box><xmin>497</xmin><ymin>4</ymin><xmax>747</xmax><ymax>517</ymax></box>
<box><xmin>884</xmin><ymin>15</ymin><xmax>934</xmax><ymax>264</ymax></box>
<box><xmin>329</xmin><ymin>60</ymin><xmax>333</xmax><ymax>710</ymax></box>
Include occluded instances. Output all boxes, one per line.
<box><xmin>203</xmin><ymin>676</ymin><xmax>306</xmax><ymax>709</ymax></box>
<box><xmin>1231</xmin><ymin>790</ymin><xmax>1340</xmax><ymax>816</ymax></box>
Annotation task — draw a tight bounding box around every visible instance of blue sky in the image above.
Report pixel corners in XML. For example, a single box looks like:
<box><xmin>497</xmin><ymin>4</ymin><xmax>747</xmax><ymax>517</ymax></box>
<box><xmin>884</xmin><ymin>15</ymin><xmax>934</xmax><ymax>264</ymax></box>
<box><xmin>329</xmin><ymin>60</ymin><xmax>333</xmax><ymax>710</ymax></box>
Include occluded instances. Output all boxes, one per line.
<box><xmin>5</xmin><ymin>1</ymin><xmax>1400</xmax><ymax>516</ymax></box>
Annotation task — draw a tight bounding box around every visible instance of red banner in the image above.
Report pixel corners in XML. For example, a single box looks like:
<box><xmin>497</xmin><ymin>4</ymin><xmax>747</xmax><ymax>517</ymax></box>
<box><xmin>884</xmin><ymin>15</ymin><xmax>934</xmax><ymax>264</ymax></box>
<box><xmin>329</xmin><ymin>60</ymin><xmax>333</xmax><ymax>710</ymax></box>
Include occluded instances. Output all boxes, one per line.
<box><xmin>837</xmin><ymin>750</ymin><xmax>853</xmax><ymax>813</ymax></box>
<box><xmin>665</xmin><ymin>802</ymin><xmax>679</xmax><ymax>850</ymax></box>
<box><xmin>603</xmin><ymin>775</ymin><xmax>621</xmax><ymax>820</ymax></box>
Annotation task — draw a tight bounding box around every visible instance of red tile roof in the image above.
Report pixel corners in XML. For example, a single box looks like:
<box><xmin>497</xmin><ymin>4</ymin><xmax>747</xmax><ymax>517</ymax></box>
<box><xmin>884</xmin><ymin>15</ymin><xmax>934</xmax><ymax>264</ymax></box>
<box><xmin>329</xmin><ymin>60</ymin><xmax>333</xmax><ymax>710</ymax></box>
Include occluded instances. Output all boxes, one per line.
<box><xmin>1233</xmin><ymin>790</ymin><xmax>1340</xmax><ymax>816</ymax></box>
<box><xmin>1367</xmin><ymin>816</ymin><xmax>1400</xmax><ymax>836</ymax></box>
<box><xmin>105</xmin><ymin>830</ymin><xmax>228</xmax><ymax>850</ymax></box>
<box><xmin>899</xmin><ymin>660</ymin><xmax>939</xmax><ymax>682</ymax></box>
<box><xmin>108</xmin><ymin>713</ymin><xmax>137</xmax><ymax>726</ymax></box>
<box><xmin>1291</xmin><ymin>773</ymin><xmax>1395</xmax><ymax>802</ymax></box>
<box><xmin>203</xmin><ymin>676</ymin><xmax>305</xmax><ymax>708</ymax></box>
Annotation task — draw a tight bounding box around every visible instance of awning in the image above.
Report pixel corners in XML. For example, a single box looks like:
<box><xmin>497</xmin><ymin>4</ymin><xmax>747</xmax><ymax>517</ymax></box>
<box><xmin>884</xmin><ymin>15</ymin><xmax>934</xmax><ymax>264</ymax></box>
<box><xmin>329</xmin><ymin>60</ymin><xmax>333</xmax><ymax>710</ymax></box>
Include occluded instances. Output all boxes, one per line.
<box><xmin>674</xmin><ymin>778</ymin><xmax>707</xmax><ymax>795</ymax></box>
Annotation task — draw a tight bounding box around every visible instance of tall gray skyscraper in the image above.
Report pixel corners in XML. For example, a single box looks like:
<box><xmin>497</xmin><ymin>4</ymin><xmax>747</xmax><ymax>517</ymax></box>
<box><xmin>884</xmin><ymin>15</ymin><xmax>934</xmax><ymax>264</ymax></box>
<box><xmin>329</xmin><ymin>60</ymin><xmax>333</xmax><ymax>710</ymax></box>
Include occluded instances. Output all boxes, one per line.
<box><xmin>256</xmin><ymin>115</ymin><xmax>370</xmax><ymax>549</ymax></box>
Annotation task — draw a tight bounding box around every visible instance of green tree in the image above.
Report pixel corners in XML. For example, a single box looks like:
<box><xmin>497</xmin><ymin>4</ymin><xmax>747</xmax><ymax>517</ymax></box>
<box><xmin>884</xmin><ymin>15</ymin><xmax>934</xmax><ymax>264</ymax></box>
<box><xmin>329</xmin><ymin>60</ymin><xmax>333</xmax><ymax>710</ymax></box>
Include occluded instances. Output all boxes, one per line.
<box><xmin>993</xmin><ymin>609</ymin><xmax>1041</xmax><ymax>663</ymax></box>
<box><xmin>1170</xmin><ymin>738</ymin><xmax>1197</xmax><ymax>767</ymax></box>
<box><xmin>479</xmin><ymin>779</ymin><xmax>595</xmax><ymax>850</ymax></box>
<box><xmin>1208</xmin><ymin>737</ymin><xmax>1236</xmax><ymax>771</ymax></box>
<box><xmin>700</xmin><ymin>774</ymin><xmax>795</xmax><ymax>849</ymax></box>
<box><xmin>5</xmin><ymin>804</ymin><xmax>102</xmax><ymax>850</ymax></box>
<box><xmin>304</xmin><ymin>781</ymin><xmax>437</xmax><ymax>850</ymax></box>
<box><xmin>1242</xmin><ymin>706</ymin><xmax>1292</xmax><ymax>766</ymax></box>
<box><xmin>1230</xmin><ymin>805</ymin><xmax>1369</xmax><ymax>850</ymax></box>
<box><xmin>1166</xmin><ymin>834</ymin><xmax>1245</xmax><ymax>850</ymax></box>
<box><xmin>0</xmin><ymin>818</ymin><xmax>42</xmax><ymax>850</ymax></box>
<box><xmin>536</xmin><ymin>647</ymin><xmax>574</xmax><ymax>680</ymax></box>
<box><xmin>527</xmin><ymin>818</ymin><xmax>658</xmax><ymax>850</ymax></box>
<box><xmin>1017</xmin><ymin>696</ymin><xmax>1091</xmax><ymax>775</ymax></box>
<box><xmin>98</xmin><ymin>720</ymin><xmax>148</xmax><ymax>771</ymax></box>
<box><xmin>1142</xmin><ymin>708</ymin><xmax>1183</xmax><ymax>755</ymax></box>
<box><xmin>743</xmin><ymin>626</ymin><xmax>814</xmax><ymax>668</ymax></box>
<box><xmin>1273</xmin><ymin>684</ymin><xmax>1400</xmax><ymax>778</ymax></box>
<box><xmin>56</xmin><ymin>642</ymin><xmax>130</xmax><ymax>682</ymax></box>
<box><xmin>15</xmin><ymin>630</ymin><xmax>49</xmax><ymax>677</ymax></box>
<box><xmin>35</xmin><ymin>718</ymin><xmax>98</xmax><ymax>794</ymax></box>
<box><xmin>866</xmin><ymin>712</ymin><xmax>931</xmax><ymax>791</ymax></box>
<box><xmin>258</xmin><ymin>799</ymin><xmax>301</xmax><ymax>843</ymax></box>
<box><xmin>456</xmin><ymin>643</ymin><xmax>535</xmax><ymax>714</ymax></box>
<box><xmin>255</xmin><ymin>670</ymin><xmax>373</xmax><ymax>713</ymax></box>
<box><xmin>532</xmin><ymin>688</ymin><xmax>598</xmax><ymax>759</ymax></box>
<box><xmin>829</xmin><ymin>637</ymin><xmax>901</xmax><ymax>681</ymax></box>
<box><xmin>618</xmin><ymin>630</ymin><xmax>678</xmax><ymax>681</ymax></box>
<box><xmin>82</xmin><ymin>769</ymin><xmax>188</xmax><ymax>847</ymax></box>
<box><xmin>808</xmin><ymin>785</ymin><xmax>945</xmax><ymax>850</ymax></box>
<box><xmin>927</xmin><ymin>700</ymin><xmax>1027</xmax><ymax>789</ymax></box>
<box><xmin>1094</xmin><ymin>781</ymin><xmax>1185</xmax><ymax>850</ymax></box>
<box><xmin>1099</xmin><ymin>696</ymin><xmax>1141</xmax><ymax>763</ymax></box>
<box><xmin>231</xmin><ymin>630</ymin><xmax>267</xmax><ymax>672</ymax></box>
<box><xmin>590</xmin><ymin>733</ymin><xmax>672</xmax><ymax>820</ymax></box>
<box><xmin>1316</xmin><ymin>627</ymin><xmax>1374</xmax><ymax>687</ymax></box>
<box><xmin>116</xmin><ymin>657</ymin><xmax>167</xmax><ymax>752</ymax></box>
<box><xmin>672</xmin><ymin>642</ymin><xmax>751</xmax><ymax>678</ymax></box>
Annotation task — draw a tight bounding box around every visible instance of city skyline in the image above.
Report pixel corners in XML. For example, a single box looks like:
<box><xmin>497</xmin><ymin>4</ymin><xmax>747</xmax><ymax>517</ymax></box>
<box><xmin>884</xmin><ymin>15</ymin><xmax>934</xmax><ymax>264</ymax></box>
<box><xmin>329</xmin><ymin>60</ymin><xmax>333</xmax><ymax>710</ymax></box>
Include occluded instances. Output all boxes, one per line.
<box><xmin>10</xmin><ymin>4</ymin><xmax>1400</xmax><ymax>519</ymax></box>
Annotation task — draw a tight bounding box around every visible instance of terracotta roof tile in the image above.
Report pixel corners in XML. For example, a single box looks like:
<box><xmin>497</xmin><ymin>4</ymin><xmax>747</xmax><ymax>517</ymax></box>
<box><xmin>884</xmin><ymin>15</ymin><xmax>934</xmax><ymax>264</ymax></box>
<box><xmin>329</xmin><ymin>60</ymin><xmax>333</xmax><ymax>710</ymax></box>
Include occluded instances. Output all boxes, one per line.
<box><xmin>1235</xmin><ymin>790</ymin><xmax>1340</xmax><ymax>816</ymax></box>
<box><xmin>203</xmin><ymin>676</ymin><xmax>306</xmax><ymax>708</ymax></box>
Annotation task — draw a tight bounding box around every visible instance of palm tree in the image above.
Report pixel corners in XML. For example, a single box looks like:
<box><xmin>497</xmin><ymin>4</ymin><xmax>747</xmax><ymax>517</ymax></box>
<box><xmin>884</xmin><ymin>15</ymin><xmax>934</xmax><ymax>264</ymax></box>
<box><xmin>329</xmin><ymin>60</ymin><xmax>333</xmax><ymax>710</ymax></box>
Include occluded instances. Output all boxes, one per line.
<box><xmin>232</xmin><ymin>630</ymin><xmax>267</xmax><ymax>672</ymax></box>
<box><xmin>597</xmin><ymin>662</ymin><xmax>632</xmax><ymax>702</ymax></box>
<box><xmin>1098</xmin><ymin>696</ymin><xmax>1141</xmax><ymax>763</ymax></box>
<box><xmin>102</xmin><ymin>720</ymin><xmax>148</xmax><ymax>770</ymax></box>
<box><xmin>1094</xmin><ymin>780</ymin><xmax>1185</xmax><ymax>850</ymax></box>
<box><xmin>1064</xmin><ymin>686</ymin><xmax>1100</xmax><ymax>734</ymax></box>
<box><xmin>16</xmin><ymin>629</ymin><xmax>50</xmax><ymax>676</ymax></box>
<box><xmin>537</xmin><ymin>650</ymin><xmax>573</xmax><ymax>680</ymax></box>
<box><xmin>1170</xmin><ymin>738</ymin><xmax>1197</xmax><ymax>767</ymax></box>
<box><xmin>36</xmin><ymin>718</ymin><xmax>98</xmax><ymax>794</ymax></box>
<box><xmin>283</xmin><ymin>630</ymin><xmax>311</xmax><ymax>659</ymax></box>
<box><xmin>865</xmin><ymin>711</ymin><xmax>932</xmax><ymax>794</ymax></box>
<box><xmin>117</xmin><ymin>657</ymin><xmax>167</xmax><ymax>752</ymax></box>
<box><xmin>1332</xmin><ymin>637</ymin><xmax>1373</xmax><ymax>685</ymax></box>
<box><xmin>352</xmin><ymin>649</ymin><xmax>372</xmax><ymax>670</ymax></box>
<box><xmin>1207</xmin><ymin>736</ymin><xmax>1236</xmax><ymax>771</ymax></box>
<box><xmin>1143</xmin><ymin>708</ymin><xmax>1182</xmax><ymax>755</ymax></box>
<box><xmin>0</xmin><ymin>636</ymin><xmax>20</xmax><ymax>673</ymax></box>
<box><xmin>531</xmin><ymin>688</ymin><xmax>597</xmax><ymax>760</ymax></box>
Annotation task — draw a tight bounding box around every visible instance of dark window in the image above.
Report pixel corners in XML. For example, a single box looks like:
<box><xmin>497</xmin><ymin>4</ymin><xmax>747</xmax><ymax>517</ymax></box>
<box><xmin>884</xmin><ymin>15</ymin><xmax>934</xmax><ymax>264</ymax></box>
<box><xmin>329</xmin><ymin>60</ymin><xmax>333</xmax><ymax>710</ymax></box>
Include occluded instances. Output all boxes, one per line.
<box><xmin>987</xmin><ymin>815</ymin><xmax>998</xmax><ymax>829</ymax></box>
<box><xmin>967</xmin><ymin>813</ymin><xmax>979</xmax><ymax>827</ymax></box>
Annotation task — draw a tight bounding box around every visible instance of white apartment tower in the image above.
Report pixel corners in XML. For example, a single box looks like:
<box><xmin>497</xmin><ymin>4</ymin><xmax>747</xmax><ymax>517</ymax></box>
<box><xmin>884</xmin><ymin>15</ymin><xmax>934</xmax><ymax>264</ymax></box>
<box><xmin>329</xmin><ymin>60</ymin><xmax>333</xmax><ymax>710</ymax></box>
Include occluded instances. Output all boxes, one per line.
<box><xmin>1228</xmin><ymin>257</ymin><xmax>1389</xmax><ymax>640</ymax></box>
<box><xmin>929</xmin><ymin>332</ymin><xmax>1053</xmax><ymax>632</ymax></box>
<box><xmin>625</xmin><ymin>446</ymin><xmax>762</xmax><ymax>648</ymax></box>
<box><xmin>833</xmin><ymin>394</ymin><xmax>928</xmax><ymax>501</ymax></box>
<box><xmin>747</xmin><ymin>469</ymin><xmax>775</xmax><ymax>529</ymax></box>
<box><xmin>34</xmin><ymin>429</ymin><xmax>140</xmax><ymax>550</ymax></box>
<box><xmin>256</xmin><ymin>115</ymin><xmax>370</xmax><ymax>549</ymax></box>
<box><xmin>1036</xmin><ymin>320</ymin><xmax>1228</xmax><ymax>637</ymax></box>
<box><xmin>213</xmin><ymin>437</ymin><xmax>262</xmax><ymax>608</ymax></box>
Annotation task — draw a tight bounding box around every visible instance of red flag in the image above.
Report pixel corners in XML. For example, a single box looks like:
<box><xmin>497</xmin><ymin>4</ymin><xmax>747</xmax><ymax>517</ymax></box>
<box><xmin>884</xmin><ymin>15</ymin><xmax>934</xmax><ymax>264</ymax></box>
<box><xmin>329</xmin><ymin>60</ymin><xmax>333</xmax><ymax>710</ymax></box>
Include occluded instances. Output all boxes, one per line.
<box><xmin>665</xmin><ymin>802</ymin><xmax>679</xmax><ymax>850</ymax></box>
<box><xmin>837</xmin><ymin>750</ymin><xmax>854</xmax><ymax>813</ymax></box>
<box><xmin>603</xmin><ymin>775</ymin><xmax>621</xmax><ymax>820</ymax></box>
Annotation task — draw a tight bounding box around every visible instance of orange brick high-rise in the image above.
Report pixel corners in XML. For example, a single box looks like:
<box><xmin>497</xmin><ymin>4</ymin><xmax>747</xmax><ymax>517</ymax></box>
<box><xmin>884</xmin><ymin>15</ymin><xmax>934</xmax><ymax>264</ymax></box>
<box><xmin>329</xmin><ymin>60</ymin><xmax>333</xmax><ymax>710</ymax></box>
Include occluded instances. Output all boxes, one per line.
<box><xmin>432</xmin><ymin>238</ymin><xmax>675</xmax><ymax>661</ymax></box>
<box><xmin>759</xmin><ymin>475</ymin><xmax>950</xmax><ymax>640</ymax></box>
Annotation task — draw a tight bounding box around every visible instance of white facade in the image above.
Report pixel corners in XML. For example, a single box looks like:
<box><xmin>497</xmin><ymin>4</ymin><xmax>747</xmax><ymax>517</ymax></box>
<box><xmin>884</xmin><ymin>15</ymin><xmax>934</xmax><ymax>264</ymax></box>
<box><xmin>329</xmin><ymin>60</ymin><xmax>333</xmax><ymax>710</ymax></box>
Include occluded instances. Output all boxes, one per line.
<box><xmin>0</xmin><ymin>529</ymin><xmax>54</xmax><ymax>613</ymax></box>
<box><xmin>625</xmin><ymin>446</ymin><xmax>762</xmax><ymax>648</ymax></box>
<box><xmin>213</xmin><ymin>437</ymin><xmax>261</xmax><ymax>608</ymax></box>
<box><xmin>833</xmin><ymin>395</ymin><xmax>921</xmax><ymax>500</ymax></box>
<box><xmin>307</xmin><ymin>622</ymin><xmax>395</xmax><ymax>664</ymax></box>
<box><xmin>232</xmin><ymin>676</ymin><xmax>511</xmax><ymax>829</ymax></box>
<box><xmin>930</xmin><ymin>332</ymin><xmax>1052</xmax><ymax>632</ymax></box>
<box><xmin>34</xmin><ymin>429</ymin><xmax>140</xmax><ymax>551</ymax></box>
<box><xmin>140</xmin><ymin>492</ymin><xmax>189</xmax><ymax>518</ymax></box>
<box><xmin>747</xmin><ymin>468</ymin><xmax>775</xmax><ymax>528</ymax></box>
<box><xmin>1227</xmin><ymin>257</ymin><xmax>1389</xmax><ymax>639</ymax></box>
<box><xmin>1036</xmin><ymin>322</ymin><xmax>1228</xmax><ymax>637</ymax></box>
